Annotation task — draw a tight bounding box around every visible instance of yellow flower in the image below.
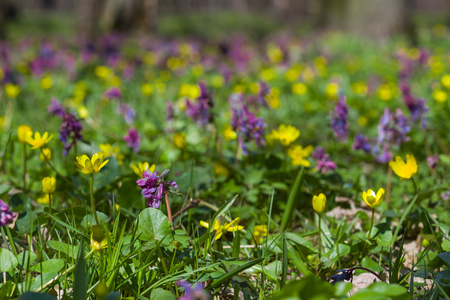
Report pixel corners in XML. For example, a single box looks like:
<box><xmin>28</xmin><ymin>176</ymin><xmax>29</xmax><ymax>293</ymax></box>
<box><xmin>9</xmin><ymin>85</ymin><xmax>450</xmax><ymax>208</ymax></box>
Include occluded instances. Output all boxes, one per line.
<box><xmin>37</xmin><ymin>194</ymin><xmax>50</xmax><ymax>205</ymax></box>
<box><xmin>288</xmin><ymin>145</ymin><xmax>313</xmax><ymax>167</ymax></box>
<box><xmin>90</xmin><ymin>224</ymin><xmax>109</xmax><ymax>251</ymax></box>
<box><xmin>74</xmin><ymin>152</ymin><xmax>109</xmax><ymax>175</ymax></box>
<box><xmin>211</xmin><ymin>75</ymin><xmax>225</xmax><ymax>88</ymax></box>
<box><xmin>292</xmin><ymin>83</ymin><xmax>307</xmax><ymax>95</ymax></box>
<box><xmin>42</xmin><ymin>177</ymin><xmax>56</xmax><ymax>194</ymax></box>
<box><xmin>213</xmin><ymin>163</ymin><xmax>229</xmax><ymax>177</ymax></box>
<box><xmin>433</xmin><ymin>89</ymin><xmax>448</xmax><ymax>102</ymax></box>
<box><xmin>441</xmin><ymin>74</ymin><xmax>450</xmax><ymax>89</ymax></box>
<box><xmin>78</xmin><ymin>105</ymin><xmax>89</xmax><ymax>119</ymax></box>
<box><xmin>40</xmin><ymin>147</ymin><xmax>52</xmax><ymax>162</ymax></box>
<box><xmin>141</xmin><ymin>83</ymin><xmax>154</xmax><ymax>96</ymax></box>
<box><xmin>272</xmin><ymin>124</ymin><xmax>300</xmax><ymax>146</ymax></box>
<box><xmin>26</xmin><ymin>131</ymin><xmax>54</xmax><ymax>149</ymax></box>
<box><xmin>253</xmin><ymin>225</ymin><xmax>268</xmax><ymax>244</ymax></box>
<box><xmin>361</xmin><ymin>188</ymin><xmax>385</xmax><ymax>208</ymax></box>
<box><xmin>223</xmin><ymin>125</ymin><xmax>237</xmax><ymax>141</ymax></box>
<box><xmin>18</xmin><ymin>125</ymin><xmax>33</xmax><ymax>143</ymax></box>
<box><xmin>173</xmin><ymin>133</ymin><xmax>187</xmax><ymax>149</ymax></box>
<box><xmin>377</xmin><ymin>84</ymin><xmax>394</xmax><ymax>101</ymax></box>
<box><xmin>200</xmin><ymin>218</ymin><xmax>244</xmax><ymax>240</ymax></box>
<box><xmin>325</xmin><ymin>82</ymin><xmax>339</xmax><ymax>99</ymax></box>
<box><xmin>5</xmin><ymin>83</ymin><xmax>21</xmax><ymax>98</ymax></box>
<box><xmin>131</xmin><ymin>162</ymin><xmax>155</xmax><ymax>177</ymax></box>
<box><xmin>312</xmin><ymin>193</ymin><xmax>327</xmax><ymax>213</ymax></box>
<box><xmin>389</xmin><ymin>154</ymin><xmax>418</xmax><ymax>179</ymax></box>
<box><xmin>95</xmin><ymin>66</ymin><xmax>111</xmax><ymax>79</ymax></box>
<box><xmin>41</xmin><ymin>76</ymin><xmax>53</xmax><ymax>90</ymax></box>
<box><xmin>266</xmin><ymin>94</ymin><xmax>281</xmax><ymax>109</ymax></box>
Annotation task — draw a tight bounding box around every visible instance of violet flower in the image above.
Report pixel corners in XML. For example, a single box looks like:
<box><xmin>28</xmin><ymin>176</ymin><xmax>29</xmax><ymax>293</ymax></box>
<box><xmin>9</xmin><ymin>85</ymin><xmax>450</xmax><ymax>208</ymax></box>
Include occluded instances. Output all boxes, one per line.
<box><xmin>330</xmin><ymin>95</ymin><xmax>349</xmax><ymax>141</ymax></box>
<box><xmin>0</xmin><ymin>199</ymin><xmax>17</xmax><ymax>227</ymax></box>
<box><xmin>59</xmin><ymin>111</ymin><xmax>83</xmax><ymax>156</ymax></box>
<box><xmin>427</xmin><ymin>154</ymin><xmax>438</xmax><ymax>169</ymax></box>
<box><xmin>104</xmin><ymin>87</ymin><xmax>122</xmax><ymax>100</ymax></box>
<box><xmin>124</xmin><ymin>127</ymin><xmax>140</xmax><ymax>153</ymax></box>
<box><xmin>312</xmin><ymin>147</ymin><xmax>337</xmax><ymax>174</ymax></box>
<box><xmin>185</xmin><ymin>82</ymin><xmax>214</xmax><ymax>127</ymax></box>
<box><xmin>352</xmin><ymin>134</ymin><xmax>371</xmax><ymax>153</ymax></box>
<box><xmin>229</xmin><ymin>93</ymin><xmax>266</xmax><ymax>155</ymax></box>
<box><xmin>48</xmin><ymin>98</ymin><xmax>65</xmax><ymax>117</ymax></box>
<box><xmin>116</xmin><ymin>103</ymin><xmax>136</xmax><ymax>124</ymax></box>
<box><xmin>177</xmin><ymin>280</ymin><xmax>207</xmax><ymax>300</ymax></box>
<box><xmin>137</xmin><ymin>170</ymin><xmax>178</xmax><ymax>208</ymax></box>
<box><xmin>400</xmin><ymin>82</ymin><xmax>428</xmax><ymax>128</ymax></box>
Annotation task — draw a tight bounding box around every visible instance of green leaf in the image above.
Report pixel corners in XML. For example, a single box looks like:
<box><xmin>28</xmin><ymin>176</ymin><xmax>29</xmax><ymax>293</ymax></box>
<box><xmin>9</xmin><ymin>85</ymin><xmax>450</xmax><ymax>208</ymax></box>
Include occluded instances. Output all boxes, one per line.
<box><xmin>29</xmin><ymin>272</ymin><xmax>58</xmax><ymax>291</ymax></box>
<box><xmin>105</xmin><ymin>291</ymin><xmax>122</xmax><ymax>300</ymax></box>
<box><xmin>29</xmin><ymin>259</ymin><xmax>65</xmax><ymax>274</ymax></box>
<box><xmin>0</xmin><ymin>184</ymin><xmax>12</xmax><ymax>196</ymax></box>
<box><xmin>73</xmin><ymin>243</ymin><xmax>87</xmax><ymax>300</ymax></box>
<box><xmin>150</xmin><ymin>288</ymin><xmax>175</xmax><ymax>300</ymax></box>
<box><xmin>17</xmin><ymin>251</ymin><xmax>37</xmax><ymax>269</ymax></box>
<box><xmin>19</xmin><ymin>292</ymin><xmax>57</xmax><ymax>300</ymax></box>
<box><xmin>209</xmin><ymin>195</ymin><xmax>238</xmax><ymax>233</ymax></box>
<box><xmin>136</xmin><ymin>208</ymin><xmax>172</xmax><ymax>244</ymax></box>
<box><xmin>442</xmin><ymin>239</ymin><xmax>450</xmax><ymax>252</ymax></box>
<box><xmin>281</xmin><ymin>167</ymin><xmax>304</xmax><ymax>232</ymax></box>
<box><xmin>0</xmin><ymin>248</ymin><xmax>18</xmax><ymax>272</ymax></box>
<box><xmin>348</xmin><ymin>282</ymin><xmax>410</xmax><ymax>300</ymax></box>
<box><xmin>81</xmin><ymin>212</ymin><xmax>109</xmax><ymax>229</ymax></box>
<box><xmin>268</xmin><ymin>274</ymin><xmax>335</xmax><ymax>299</ymax></box>
<box><xmin>47</xmin><ymin>241</ymin><xmax>80</xmax><ymax>259</ymax></box>
<box><xmin>361</xmin><ymin>257</ymin><xmax>384</xmax><ymax>273</ymax></box>
<box><xmin>207</xmin><ymin>258</ymin><xmax>264</xmax><ymax>290</ymax></box>
<box><xmin>15</xmin><ymin>211</ymin><xmax>38</xmax><ymax>235</ymax></box>
<box><xmin>374</xmin><ymin>223</ymin><xmax>392</xmax><ymax>247</ymax></box>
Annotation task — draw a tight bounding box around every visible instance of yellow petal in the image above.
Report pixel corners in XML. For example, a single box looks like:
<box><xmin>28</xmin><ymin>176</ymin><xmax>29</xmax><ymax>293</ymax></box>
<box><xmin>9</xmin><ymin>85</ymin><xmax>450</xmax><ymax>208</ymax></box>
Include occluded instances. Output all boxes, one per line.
<box><xmin>200</xmin><ymin>221</ymin><xmax>210</xmax><ymax>229</ymax></box>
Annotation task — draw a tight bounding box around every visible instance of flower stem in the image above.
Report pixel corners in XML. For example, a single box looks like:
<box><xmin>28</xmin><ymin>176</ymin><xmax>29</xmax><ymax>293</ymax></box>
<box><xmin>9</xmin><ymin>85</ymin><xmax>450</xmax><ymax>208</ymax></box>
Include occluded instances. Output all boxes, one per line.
<box><xmin>368</xmin><ymin>208</ymin><xmax>375</xmax><ymax>239</ymax></box>
<box><xmin>90</xmin><ymin>174</ymin><xmax>100</xmax><ymax>225</ymax></box>
<box><xmin>318</xmin><ymin>213</ymin><xmax>322</xmax><ymax>258</ymax></box>
<box><xmin>165</xmin><ymin>193</ymin><xmax>173</xmax><ymax>230</ymax></box>
<box><xmin>386</xmin><ymin>166</ymin><xmax>392</xmax><ymax>204</ymax></box>
<box><xmin>157</xmin><ymin>245</ymin><xmax>169</xmax><ymax>276</ymax></box>
<box><xmin>47</xmin><ymin>193</ymin><xmax>52</xmax><ymax>243</ymax></box>
<box><xmin>23</xmin><ymin>144</ymin><xmax>27</xmax><ymax>192</ymax></box>
<box><xmin>411</xmin><ymin>177</ymin><xmax>418</xmax><ymax>195</ymax></box>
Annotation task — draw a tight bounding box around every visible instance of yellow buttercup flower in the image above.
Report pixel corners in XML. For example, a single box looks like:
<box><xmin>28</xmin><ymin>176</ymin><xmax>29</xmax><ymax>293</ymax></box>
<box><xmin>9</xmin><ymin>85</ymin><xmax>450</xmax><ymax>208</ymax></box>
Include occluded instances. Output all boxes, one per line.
<box><xmin>200</xmin><ymin>218</ymin><xmax>244</xmax><ymax>240</ymax></box>
<box><xmin>18</xmin><ymin>125</ymin><xmax>33</xmax><ymax>143</ymax></box>
<box><xmin>433</xmin><ymin>89</ymin><xmax>448</xmax><ymax>103</ymax></box>
<box><xmin>253</xmin><ymin>225</ymin><xmax>268</xmax><ymax>244</ymax></box>
<box><xmin>131</xmin><ymin>162</ymin><xmax>155</xmax><ymax>177</ymax></box>
<box><xmin>361</xmin><ymin>188</ymin><xmax>385</xmax><ymax>208</ymax></box>
<box><xmin>213</xmin><ymin>163</ymin><xmax>229</xmax><ymax>177</ymax></box>
<box><xmin>441</xmin><ymin>74</ymin><xmax>450</xmax><ymax>90</ymax></box>
<box><xmin>42</xmin><ymin>177</ymin><xmax>56</xmax><ymax>194</ymax></box>
<box><xmin>223</xmin><ymin>125</ymin><xmax>237</xmax><ymax>141</ymax></box>
<box><xmin>292</xmin><ymin>83</ymin><xmax>307</xmax><ymax>95</ymax></box>
<box><xmin>5</xmin><ymin>83</ymin><xmax>21</xmax><ymax>98</ymax></box>
<box><xmin>41</xmin><ymin>76</ymin><xmax>53</xmax><ymax>90</ymax></box>
<box><xmin>78</xmin><ymin>105</ymin><xmax>89</xmax><ymax>119</ymax></box>
<box><xmin>389</xmin><ymin>154</ymin><xmax>418</xmax><ymax>179</ymax></box>
<box><xmin>271</xmin><ymin>124</ymin><xmax>300</xmax><ymax>146</ymax></box>
<box><xmin>173</xmin><ymin>133</ymin><xmax>187</xmax><ymax>149</ymax></box>
<box><xmin>141</xmin><ymin>83</ymin><xmax>154</xmax><ymax>96</ymax></box>
<box><xmin>312</xmin><ymin>193</ymin><xmax>327</xmax><ymax>213</ymax></box>
<box><xmin>90</xmin><ymin>224</ymin><xmax>109</xmax><ymax>251</ymax></box>
<box><xmin>40</xmin><ymin>148</ymin><xmax>52</xmax><ymax>162</ymax></box>
<box><xmin>74</xmin><ymin>153</ymin><xmax>109</xmax><ymax>175</ymax></box>
<box><xmin>288</xmin><ymin>145</ymin><xmax>313</xmax><ymax>167</ymax></box>
<box><xmin>26</xmin><ymin>131</ymin><xmax>54</xmax><ymax>149</ymax></box>
<box><xmin>37</xmin><ymin>194</ymin><xmax>50</xmax><ymax>205</ymax></box>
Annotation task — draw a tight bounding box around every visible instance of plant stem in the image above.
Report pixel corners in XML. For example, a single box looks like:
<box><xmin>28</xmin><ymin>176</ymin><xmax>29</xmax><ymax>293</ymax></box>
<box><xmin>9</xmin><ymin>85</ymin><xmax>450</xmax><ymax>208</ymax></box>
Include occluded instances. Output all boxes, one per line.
<box><xmin>157</xmin><ymin>245</ymin><xmax>169</xmax><ymax>276</ymax></box>
<box><xmin>90</xmin><ymin>174</ymin><xmax>100</xmax><ymax>225</ymax></box>
<box><xmin>46</xmin><ymin>193</ymin><xmax>52</xmax><ymax>244</ymax></box>
<box><xmin>4</xmin><ymin>226</ymin><xmax>18</xmax><ymax>256</ymax></box>
<box><xmin>368</xmin><ymin>208</ymin><xmax>375</xmax><ymax>239</ymax></box>
<box><xmin>386</xmin><ymin>166</ymin><xmax>392</xmax><ymax>204</ymax></box>
<box><xmin>23</xmin><ymin>144</ymin><xmax>27</xmax><ymax>192</ymax></box>
<box><xmin>165</xmin><ymin>193</ymin><xmax>173</xmax><ymax>230</ymax></box>
<box><xmin>318</xmin><ymin>213</ymin><xmax>322</xmax><ymax>258</ymax></box>
<box><xmin>411</xmin><ymin>177</ymin><xmax>418</xmax><ymax>195</ymax></box>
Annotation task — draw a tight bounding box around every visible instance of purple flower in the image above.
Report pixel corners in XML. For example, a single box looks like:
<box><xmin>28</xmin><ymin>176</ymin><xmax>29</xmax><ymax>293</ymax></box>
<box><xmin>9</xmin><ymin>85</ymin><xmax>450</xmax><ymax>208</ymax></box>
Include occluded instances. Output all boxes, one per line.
<box><xmin>0</xmin><ymin>199</ymin><xmax>17</xmax><ymax>227</ymax></box>
<box><xmin>330</xmin><ymin>95</ymin><xmax>349</xmax><ymax>141</ymax></box>
<box><xmin>312</xmin><ymin>147</ymin><xmax>337</xmax><ymax>174</ymax></box>
<box><xmin>137</xmin><ymin>170</ymin><xmax>178</xmax><ymax>208</ymax></box>
<box><xmin>59</xmin><ymin>111</ymin><xmax>83</xmax><ymax>156</ymax></box>
<box><xmin>185</xmin><ymin>82</ymin><xmax>214</xmax><ymax>127</ymax></box>
<box><xmin>427</xmin><ymin>154</ymin><xmax>438</xmax><ymax>169</ymax></box>
<box><xmin>442</xmin><ymin>190</ymin><xmax>450</xmax><ymax>201</ymax></box>
<box><xmin>257</xmin><ymin>81</ymin><xmax>270</xmax><ymax>106</ymax></box>
<box><xmin>229</xmin><ymin>93</ymin><xmax>266</xmax><ymax>155</ymax></box>
<box><xmin>166</xmin><ymin>101</ymin><xmax>174</xmax><ymax>122</ymax></box>
<box><xmin>104</xmin><ymin>87</ymin><xmax>122</xmax><ymax>100</ymax></box>
<box><xmin>400</xmin><ymin>82</ymin><xmax>428</xmax><ymax>128</ymax></box>
<box><xmin>48</xmin><ymin>98</ymin><xmax>64</xmax><ymax>117</ymax></box>
<box><xmin>116</xmin><ymin>103</ymin><xmax>136</xmax><ymax>124</ymax></box>
<box><xmin>352</xmin><ymin>134</ymin><xmax>371</xmax><ymax>153</ymax></box>
<box><xmin>177</xmin><ymin>280</ymin><xmax>207</xmax><ymax>300</ymax></box>
<box><xmin>124</xmin><ymin>128</ymin><xmax>140</xmax><ymax>153</ymax></box>
<box><xmin>377</xmin><ymin>108</ymin><xmax>410</xmax><ymax>147</ymax></box>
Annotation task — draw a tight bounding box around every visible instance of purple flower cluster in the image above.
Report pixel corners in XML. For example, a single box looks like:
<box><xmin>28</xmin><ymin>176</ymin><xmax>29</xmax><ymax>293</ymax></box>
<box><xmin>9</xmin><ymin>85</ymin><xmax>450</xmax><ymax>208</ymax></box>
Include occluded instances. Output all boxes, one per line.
<box><xmin>116</xmin><ymin>103</ymin><xmax>136</xmax><ymax>124</ymax></box>
<box><xmin>330</xmin><ymin>95</ymin><xmax>349</xmax><ymax>141</ymax></box>
<box><xmin>104</xmin><ymin>87</ymin><xmax>122</xmax><ymax>100</ymax></box>
<box><xmin>0</xmin><ymin>199</ymin><xmax>17</xmax><ymax>227</ymax></box>
<box><xmin>177</xmin><ymin>280</ymin><xmax>207</xmax><ymax>300</ymax></box>
<box><xmin>229</xmin><ymin>93</ymin><xmax>266</xmax><ymax>155</ymax></box>
<box><xmin>60</xmin><ymin>111</ymin><xmax>83</xmax><ymax>156</ymax></box>
<box><xmin>48</xmin><ymin>98</ymin><xmax>64</xmax><ymax>117</ymax></box>
<box><xmin>124</xmin><ymin>127</ymin><xmax>140</xmax><ymax>153</ymax></box>
<box><xmin>137</xmin><ymin>170</ymin><xmax>178</xmax><ymax>208</ymax></box>
<box><xmin>312</xmin><ymin>147</ymin><xmax>337</xmax><ymax>174</ymax></box>
<box><xmin>427</xmin><ymin>154</ymin><xmax>438</xmax><ymax>169</ymax></box>
<box><xmin>352</xmin><ymin>134</ymin><xmax>371</xmax><ymax>153</ymax></box>
<box><xmin>400</xmin><ymin>83</ymin><xmax>428</xmax><ymax>128</ymax></box>
<box><xmin>185</xmin><ymin>82</ymin><xmax>214</xmax><ymax>127</ymax></box>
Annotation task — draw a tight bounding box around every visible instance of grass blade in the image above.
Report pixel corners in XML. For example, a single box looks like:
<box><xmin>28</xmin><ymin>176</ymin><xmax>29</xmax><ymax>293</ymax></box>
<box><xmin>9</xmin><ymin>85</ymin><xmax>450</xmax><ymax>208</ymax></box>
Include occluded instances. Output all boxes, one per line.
<box><xmin>281</xmin><ymin>167</ymin><xmax>304</xmax><ymax>232</ymax></box>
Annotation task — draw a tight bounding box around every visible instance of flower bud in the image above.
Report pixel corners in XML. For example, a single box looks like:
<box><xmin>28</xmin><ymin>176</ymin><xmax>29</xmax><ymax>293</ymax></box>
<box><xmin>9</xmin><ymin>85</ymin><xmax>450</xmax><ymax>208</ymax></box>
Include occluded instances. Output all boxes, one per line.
<box><xmin>42</xmin><ymin>177</ymin><xmax>56</xmax><ymax>194</ymax></box>
<box><xmin>312</xmin><ymin>193</ymin><xmax>326</xmax><ymax>213</ymax></box>
<box><xmin>422</xmin><ymin>239</ymin><xmax>430</xmax><ymax>248</ymax></box>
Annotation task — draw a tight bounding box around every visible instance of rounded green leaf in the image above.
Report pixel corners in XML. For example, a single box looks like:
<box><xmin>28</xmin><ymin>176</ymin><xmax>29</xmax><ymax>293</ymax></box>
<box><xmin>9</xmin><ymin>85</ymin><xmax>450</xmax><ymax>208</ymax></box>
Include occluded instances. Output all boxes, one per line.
<box><xmin>0</xmin><ymin>248</ymin><xmax>18</xmax><ymax>272</ymax></box>
<box><xmin>136</xmin><ymin>208</ymin><xmax>172</xmax><ymax>243</ymax></box>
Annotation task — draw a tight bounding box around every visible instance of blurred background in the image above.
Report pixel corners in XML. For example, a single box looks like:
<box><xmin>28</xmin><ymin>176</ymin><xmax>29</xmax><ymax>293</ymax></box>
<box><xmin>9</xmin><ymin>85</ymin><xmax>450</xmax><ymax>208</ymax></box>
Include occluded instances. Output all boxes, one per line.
<box><xmin>0</xmin><ymin>0</ymin><xmax>449</xmax><ymax>42</ymax></box>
